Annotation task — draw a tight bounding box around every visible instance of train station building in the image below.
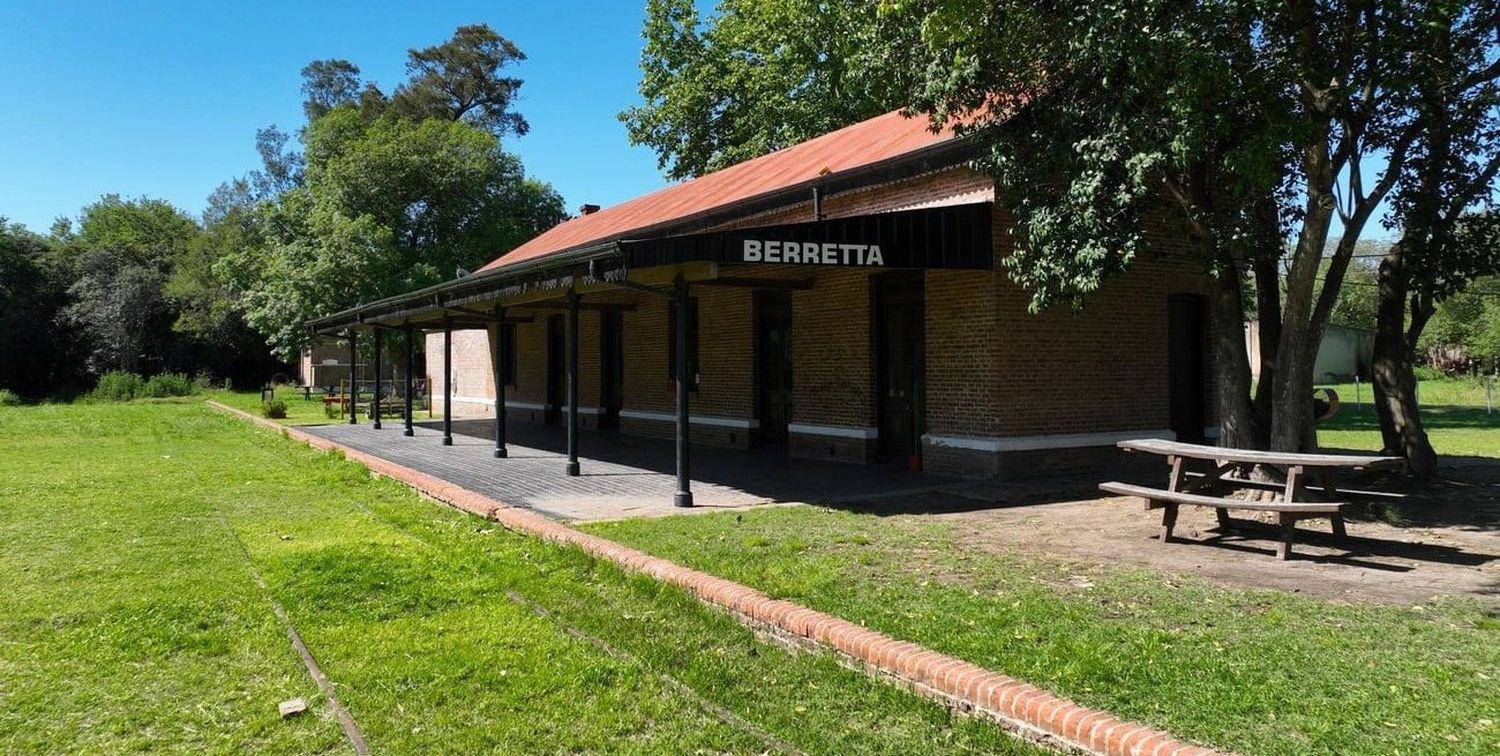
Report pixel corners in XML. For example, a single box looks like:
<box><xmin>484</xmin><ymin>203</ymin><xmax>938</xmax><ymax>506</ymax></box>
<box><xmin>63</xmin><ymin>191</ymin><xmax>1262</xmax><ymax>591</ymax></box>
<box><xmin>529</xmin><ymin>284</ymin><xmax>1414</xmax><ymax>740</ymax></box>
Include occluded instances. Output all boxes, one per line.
<box><xmin>311</xmin><ymin>108</ymin><xmax>1213</xmax><ymax>504</ymax></box>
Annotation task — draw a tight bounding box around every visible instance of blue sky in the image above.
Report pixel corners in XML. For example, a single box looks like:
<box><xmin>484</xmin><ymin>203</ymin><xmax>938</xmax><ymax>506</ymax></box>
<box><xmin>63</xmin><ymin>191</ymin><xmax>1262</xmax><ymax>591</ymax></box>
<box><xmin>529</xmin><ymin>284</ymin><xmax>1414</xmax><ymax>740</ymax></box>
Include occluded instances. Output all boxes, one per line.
<box><xmin>0</xmin><ymin>1</ymin><xmax>670</xmax><ymax>232</ymax></box>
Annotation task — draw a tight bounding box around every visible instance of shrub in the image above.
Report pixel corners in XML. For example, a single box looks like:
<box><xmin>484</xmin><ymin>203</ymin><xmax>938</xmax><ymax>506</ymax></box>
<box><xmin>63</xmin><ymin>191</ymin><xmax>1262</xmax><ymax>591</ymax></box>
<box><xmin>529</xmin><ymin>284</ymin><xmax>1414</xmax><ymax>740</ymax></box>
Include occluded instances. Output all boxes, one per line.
<box><xmin>141</xmin><ymin>373</ymin><xmax>196</xmax><ymax>398</ymax></box>
<box><xmin>0</xmin><ymin>389</ymin><xmax>21</xmax><ymax>406</ymax></box>
<box><xmin>262</xmin><ymin>399</ymin><xmax>288</xmax><ymax>419</ymax></box>
<box><xmin>92</xmin><ymin>371</ymin><xmax>145</xmax><ymax>402</ymax></box>
<box><xmin>1414</xmin><ymin>365</ymin><xmax>1447</xmax><ymax>382</ymax></box>
<box><xmin>323</xmin><ymin>402</ymin><xmax>342</xmax><ymax>419</ymax></box>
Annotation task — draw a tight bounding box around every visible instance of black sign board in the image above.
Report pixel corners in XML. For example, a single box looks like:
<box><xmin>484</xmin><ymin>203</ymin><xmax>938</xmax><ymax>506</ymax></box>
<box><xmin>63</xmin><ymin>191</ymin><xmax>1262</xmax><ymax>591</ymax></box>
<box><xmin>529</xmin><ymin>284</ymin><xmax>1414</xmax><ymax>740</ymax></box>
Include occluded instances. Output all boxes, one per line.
<box><xmin>617</xmin><ymin>201</ymin><xmax>993</xmax><ymax>271</ymax></box>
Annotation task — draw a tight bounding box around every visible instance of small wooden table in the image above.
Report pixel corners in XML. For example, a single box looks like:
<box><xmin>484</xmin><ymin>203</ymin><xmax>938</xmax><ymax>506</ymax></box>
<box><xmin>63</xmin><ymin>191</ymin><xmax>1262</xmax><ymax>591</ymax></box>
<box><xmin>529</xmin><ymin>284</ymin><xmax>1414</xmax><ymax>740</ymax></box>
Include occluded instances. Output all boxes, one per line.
<box><xmin>1103</xmin><ymin>439</ymin><xmax>1403</xmax><ymax>559</ymax></box>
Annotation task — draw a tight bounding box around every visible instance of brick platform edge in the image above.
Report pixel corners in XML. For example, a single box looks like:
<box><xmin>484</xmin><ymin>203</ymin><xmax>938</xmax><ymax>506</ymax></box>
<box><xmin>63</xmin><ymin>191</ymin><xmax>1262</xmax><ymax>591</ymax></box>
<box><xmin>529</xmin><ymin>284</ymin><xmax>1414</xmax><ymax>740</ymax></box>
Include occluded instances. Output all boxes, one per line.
<box><xmin>208</xmin><ymin>402</ymin><xmax>1222</xmax><ymax>756</ymax></box>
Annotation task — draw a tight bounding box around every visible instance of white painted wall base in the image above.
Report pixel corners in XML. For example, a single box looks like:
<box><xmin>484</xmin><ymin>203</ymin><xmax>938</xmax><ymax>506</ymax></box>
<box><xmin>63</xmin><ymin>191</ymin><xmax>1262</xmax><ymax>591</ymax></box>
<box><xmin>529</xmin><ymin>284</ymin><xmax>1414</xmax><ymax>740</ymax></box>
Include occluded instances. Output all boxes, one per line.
<box><xmin>922</xmin><ymin>429</ymin><xmax>1176</xmax><ymax>453</ymax></box>
<box><xmin>618</xmin><ymin>409</ymin><xmax>758</xmax><ymax>430</ymax></box>
<box><xmin>788</xmin><ymin>423</ymin><xmax>879</xmax><ymax>440</ymax></box>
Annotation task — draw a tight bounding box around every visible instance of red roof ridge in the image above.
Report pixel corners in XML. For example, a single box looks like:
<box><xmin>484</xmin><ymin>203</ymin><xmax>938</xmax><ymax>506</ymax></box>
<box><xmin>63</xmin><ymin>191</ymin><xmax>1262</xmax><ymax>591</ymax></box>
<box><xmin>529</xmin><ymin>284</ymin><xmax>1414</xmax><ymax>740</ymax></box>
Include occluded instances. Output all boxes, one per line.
<box><xmin>479</xmin><ymin>108</ymin><xmax>964</xmax><ymax>272</ymax></box>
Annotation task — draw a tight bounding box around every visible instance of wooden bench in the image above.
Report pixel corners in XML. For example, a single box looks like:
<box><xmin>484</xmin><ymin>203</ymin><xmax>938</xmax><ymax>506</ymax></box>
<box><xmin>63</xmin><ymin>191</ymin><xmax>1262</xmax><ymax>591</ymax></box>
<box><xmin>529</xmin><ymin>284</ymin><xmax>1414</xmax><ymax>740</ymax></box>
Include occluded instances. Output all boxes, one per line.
<box><xmin>1103</xmin><ymin>439</ymin><xmax>1402</xmax><ymax>561</ymax></box>
<box><xmin>1099</xmin><ymin>481</ymin><xmax>1346</xmax><ymax>560</ymax></box>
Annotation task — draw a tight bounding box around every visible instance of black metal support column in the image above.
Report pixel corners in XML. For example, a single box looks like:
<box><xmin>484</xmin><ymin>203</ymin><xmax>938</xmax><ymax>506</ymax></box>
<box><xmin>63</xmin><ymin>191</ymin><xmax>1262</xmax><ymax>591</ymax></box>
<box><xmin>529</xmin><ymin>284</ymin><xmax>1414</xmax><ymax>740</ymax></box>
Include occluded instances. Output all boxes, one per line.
<box><xmin>565</xmin><ymin>293</ymin><xmax>580</xmax><ymax>476</ymax></box>
<box><xmin>347</xmin><ymin>330</ymin><xmax>358</xmax><ymax>425</ymax></box>
<box><xmin>403</xmin><ymin>323</ymin><xmax>414</xmax><ymax>436</ymax></box>
<box><xmin>441</xmin><ymin>317</ymin><xmax>453</xmax><ymax>446</ymax></box>
<box><xmin>371</xmin><ymin>328</ymin><xmax>383</xmax><ymax>430</ymax></box>
<box><xmin>493</xmin><ymin>305</ymin><xmax>507</xmax><ymax>458</ymax></box>
<box><xmin>673</xmin><ymin>277</ymin><xmax>694</xmax><ymax>507</ymax></box>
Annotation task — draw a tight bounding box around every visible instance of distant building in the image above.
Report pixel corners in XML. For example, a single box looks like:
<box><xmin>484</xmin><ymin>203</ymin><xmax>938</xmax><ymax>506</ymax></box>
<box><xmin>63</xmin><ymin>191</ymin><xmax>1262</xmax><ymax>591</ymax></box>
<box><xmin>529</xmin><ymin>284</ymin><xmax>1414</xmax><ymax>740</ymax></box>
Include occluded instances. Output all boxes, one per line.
<box><xmin>296</xmin><ymin>336</ymin><xmax>406</xmax><ymax>392</ymax></box>
<box><xmin>1246</xmin><ymin>321</ymin><xmax>1374</xmax><ymax>383</ymax></box>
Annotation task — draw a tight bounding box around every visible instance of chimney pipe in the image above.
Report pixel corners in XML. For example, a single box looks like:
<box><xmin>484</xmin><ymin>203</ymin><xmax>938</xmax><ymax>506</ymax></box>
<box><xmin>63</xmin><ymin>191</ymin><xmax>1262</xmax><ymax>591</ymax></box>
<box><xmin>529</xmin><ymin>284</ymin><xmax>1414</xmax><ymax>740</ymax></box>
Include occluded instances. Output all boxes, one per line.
<box><xmin>579</xmin><ymin>203</ymin><xmax>601</xmax><ymax>216</ymax></box>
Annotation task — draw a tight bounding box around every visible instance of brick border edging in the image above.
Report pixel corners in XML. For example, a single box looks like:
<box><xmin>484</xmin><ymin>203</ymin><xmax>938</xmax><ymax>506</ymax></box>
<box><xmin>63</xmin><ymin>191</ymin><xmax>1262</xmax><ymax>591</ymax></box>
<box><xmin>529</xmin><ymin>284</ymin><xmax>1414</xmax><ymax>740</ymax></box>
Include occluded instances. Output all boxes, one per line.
<box><xmin>208</xmin><ymin>402</ymin><xmax>1222</xmax><ymax>756</ymax></box>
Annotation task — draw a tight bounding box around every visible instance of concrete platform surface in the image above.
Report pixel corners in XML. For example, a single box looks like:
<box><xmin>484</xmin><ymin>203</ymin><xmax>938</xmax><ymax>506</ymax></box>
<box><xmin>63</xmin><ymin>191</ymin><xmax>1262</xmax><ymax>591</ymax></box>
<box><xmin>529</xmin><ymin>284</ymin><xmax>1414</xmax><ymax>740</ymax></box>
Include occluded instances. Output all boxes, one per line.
<box><xmin>303</xmin><ymin>419</ymin><xmax>959</xmax><ymax>521</ymax></box>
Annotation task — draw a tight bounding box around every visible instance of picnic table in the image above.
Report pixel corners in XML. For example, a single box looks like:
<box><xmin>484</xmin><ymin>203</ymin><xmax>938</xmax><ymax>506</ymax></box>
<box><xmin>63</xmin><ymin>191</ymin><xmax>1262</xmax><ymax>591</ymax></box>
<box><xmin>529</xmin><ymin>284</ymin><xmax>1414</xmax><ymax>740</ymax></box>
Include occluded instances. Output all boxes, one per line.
<box><xmin>1100</xmin><ymin>438</ymin><xmax>1404</xmax><ymax>560</ymax></box>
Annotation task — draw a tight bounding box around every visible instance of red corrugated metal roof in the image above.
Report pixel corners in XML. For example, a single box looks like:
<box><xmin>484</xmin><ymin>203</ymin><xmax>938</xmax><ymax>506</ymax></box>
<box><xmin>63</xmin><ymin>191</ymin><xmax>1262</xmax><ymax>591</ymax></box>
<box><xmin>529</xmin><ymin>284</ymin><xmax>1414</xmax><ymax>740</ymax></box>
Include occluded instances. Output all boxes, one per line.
<box><xmin>480</xmin><ymin>108</ymin><xmax>962</xmax><ymax>272</ymax></box>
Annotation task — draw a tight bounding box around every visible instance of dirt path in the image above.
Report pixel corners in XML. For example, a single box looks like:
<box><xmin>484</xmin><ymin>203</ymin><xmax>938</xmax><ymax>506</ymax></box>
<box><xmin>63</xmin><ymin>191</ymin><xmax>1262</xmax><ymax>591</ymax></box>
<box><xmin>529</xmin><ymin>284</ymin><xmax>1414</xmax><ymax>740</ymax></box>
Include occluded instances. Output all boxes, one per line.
<box><xmin>922</xmin><ymin>459</ymin><xmax>1500</xmax><ymax>606</ymax></box>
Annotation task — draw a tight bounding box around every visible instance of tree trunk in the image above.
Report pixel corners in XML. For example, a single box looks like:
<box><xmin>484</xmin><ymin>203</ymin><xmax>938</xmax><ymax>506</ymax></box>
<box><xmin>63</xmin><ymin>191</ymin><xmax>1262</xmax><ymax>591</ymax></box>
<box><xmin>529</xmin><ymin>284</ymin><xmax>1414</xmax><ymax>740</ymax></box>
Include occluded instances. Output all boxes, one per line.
<box><xmin>1372</xmin><ymin>247</ymin><xmax>1438</xmax><ymax>475</ymax></box>
<box><xmin>1251</xmin><ymin>247</ymin><xmax>1282</xmax><ymax>448</ymax></box>
<box><xmin>1209</xmin><ymin>267</ymin><xmax>1256</xmax><ymax>449</ymax></box>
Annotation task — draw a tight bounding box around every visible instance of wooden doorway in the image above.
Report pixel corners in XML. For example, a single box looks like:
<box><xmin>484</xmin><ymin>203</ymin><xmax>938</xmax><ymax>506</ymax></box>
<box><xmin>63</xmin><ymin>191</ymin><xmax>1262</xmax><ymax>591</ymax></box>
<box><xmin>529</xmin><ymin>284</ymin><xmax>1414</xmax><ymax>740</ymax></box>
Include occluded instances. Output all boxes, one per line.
<box><xmin>599</xmin><ymin>311</ymin><xmax>624</xmax><ymax>429</ymax></box>
<box><xmin>546</xmin><ymin>315</ymin><xmax>564</xmax><ymax>425</ymax></box>
<box><xmin>1167</xmin><ymin>294</ymin><xmax>1208</xmax><ymax>443</ymax></box>
<box><xmin>876</xmin><ymin>272</ymin><xmax>925</xmax><ymax>462</ymax></box>
<box><xmin>756</xmin><ymin>289</ymin><xmax>793</xmax><ymax>447</ymax></box>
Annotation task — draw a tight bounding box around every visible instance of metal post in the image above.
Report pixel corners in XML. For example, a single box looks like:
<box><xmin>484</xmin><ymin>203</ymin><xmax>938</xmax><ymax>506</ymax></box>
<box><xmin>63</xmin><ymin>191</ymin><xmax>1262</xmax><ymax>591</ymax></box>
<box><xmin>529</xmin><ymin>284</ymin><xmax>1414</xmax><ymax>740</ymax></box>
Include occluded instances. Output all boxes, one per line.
<box><xmin>673</xmin><ymin>277</ymin><xmax>693</xmax><ymax>507</ymax></box>
<box><xmin>403</xmin><ymin>323</ymin><xmax>415</xmax><ymax>436</ymax></box>
<box><xmin>372</xmin><ymin>328</ymin><xmax>383</xmax><ymax>430</ymax></box>
<box><xmin>565</xmin><ymin>293</ymin><xmax>580</xmax><ymax>476</ymax></box>
<box><xmin>1355</xmin><ymin>375</ymin><xmax>1362</xmax><ymax>411</ymax></box>
<box><xmin>442</xmin><ymin>318</ymin><xmax>453</xmax><ymax>446</ymax></box>
<box><xmin>347</xmin><ymin>330</ymin><xmax>358</xmax><ymax>425</ymax></box>
<box><xmin>493</xmin><ymin>305</ymin><xmax>507</xmax><ymax>458</ymax></box>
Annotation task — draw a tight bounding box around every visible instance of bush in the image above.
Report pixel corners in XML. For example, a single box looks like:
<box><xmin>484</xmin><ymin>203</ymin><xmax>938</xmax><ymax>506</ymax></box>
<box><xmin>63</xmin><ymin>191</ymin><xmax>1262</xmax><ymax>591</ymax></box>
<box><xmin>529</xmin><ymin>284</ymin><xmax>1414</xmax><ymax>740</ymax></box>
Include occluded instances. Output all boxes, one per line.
<box><xmin>262</xmin><ymin>399</ymin><xmax>288</xmax><ymax>419</ymax></box>
<box><xmin>1414</xmin><ymin>365</ymin><xmax>1448</xmax><ymax>382</ymax></box>
<box><xmin>140</xmin><ymin>373</ymin><xmax>196</xmax><ymax>398</ymax></box>
<box><xmin>323</xmin><ymin>402</ymin><xmax>342</xmax><ymax>419</ymax></box>
<box><xmin>92</xmin><ymin>371</ymin><xmax>145</xmax><ymax>402</ymax></box>
<box><xmin>0</xmin><ymin>389</ymin><xmax>21</xmax><ymax>406</ymax></box>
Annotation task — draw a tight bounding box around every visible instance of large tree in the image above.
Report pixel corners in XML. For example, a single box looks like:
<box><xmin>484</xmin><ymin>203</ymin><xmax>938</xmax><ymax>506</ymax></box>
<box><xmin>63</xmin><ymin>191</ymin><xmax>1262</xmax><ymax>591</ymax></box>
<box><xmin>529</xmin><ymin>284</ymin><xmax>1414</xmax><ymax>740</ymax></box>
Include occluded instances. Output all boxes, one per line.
<box><xmin>895</xmin><ymin>0</ymin><xmax>1500</xmax><ymax>459</ymax></box>
<box><xmin>53</xmin><ymin>196</ymin><xmax>202</xmax><ymax>375</ymax></box>
<box><xmin>621</xmin><ymin>0</ymin><xmax>923</xmax><ymax>180</ymax></box>
<box><xmin>0</xmin><ymin>220</ymin><xmax>75</xmax><ymax>398</ymax></box>
<box><xmin>1366</xmin><ymin>2</ymin><xmax>1500</xmax><ymax>474</ymax></box>
<box><xmin>223</xmin><ymin>28</ymin><xmax>566</xmax><ymax>360</ymax></box>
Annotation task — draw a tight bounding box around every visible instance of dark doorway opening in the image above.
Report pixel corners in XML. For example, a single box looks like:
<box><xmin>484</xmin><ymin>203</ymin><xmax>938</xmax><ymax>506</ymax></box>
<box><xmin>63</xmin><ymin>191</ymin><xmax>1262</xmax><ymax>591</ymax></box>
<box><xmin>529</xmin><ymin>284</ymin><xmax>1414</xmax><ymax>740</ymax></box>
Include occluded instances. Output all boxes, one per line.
<box><xmin>1167</xmin><ymin>294</ymin><xmax>1208</xmax><ymax>443</ymax></box>
<box><xmin>756</xmin><ymin>289</ymin><xmax>793</xmax><ymax>447</ymax></box>
<box><xmin>600</xmin><ymin>311</ymin><xmax>624</xmax><ymax>429</ymax></box>
<box><xmin>546</xmin><ymin>315</ymin><xmax>564</xmax><ymax>425</ymax></box>
<box><xmin>876</xmin><ymin>271</ymin><xmax>925</xmax><ymax>464</ymax></box>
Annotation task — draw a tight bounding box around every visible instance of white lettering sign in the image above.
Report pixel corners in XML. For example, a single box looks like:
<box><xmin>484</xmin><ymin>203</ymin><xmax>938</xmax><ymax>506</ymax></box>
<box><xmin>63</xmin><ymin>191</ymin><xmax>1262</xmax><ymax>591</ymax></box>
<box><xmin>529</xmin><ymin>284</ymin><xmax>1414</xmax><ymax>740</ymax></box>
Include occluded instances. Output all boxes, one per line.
<box><xmin>741</xmin><ymin>239</ymin><xmax>886</xmax><ymax>266</ymax></box>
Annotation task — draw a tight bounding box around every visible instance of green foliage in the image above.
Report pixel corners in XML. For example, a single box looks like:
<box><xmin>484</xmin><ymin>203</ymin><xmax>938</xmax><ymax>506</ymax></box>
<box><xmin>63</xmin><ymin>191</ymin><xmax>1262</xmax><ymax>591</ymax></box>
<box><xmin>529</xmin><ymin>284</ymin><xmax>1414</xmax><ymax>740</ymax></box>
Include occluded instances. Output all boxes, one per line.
<box><xmin>61</xmin><ymin>194</ymin><xmax>200</xmax><ymax>272</ymax></box>
<box><xmin>91</xmin><ymin>371</ymin><xmax>145</xmax><ymax>402</ymax></box>
<box><xmin>622</xmin><ymin>0</ymin><xmax>921</xmax><ymax>180</ymax></box>
<box><xmin>894</xmin><ymin>0</ymin><xmax>1303</xmax><ymax>312</ymax></box>
<box><xmin>1418</xmin><ymin>277</ymin><xmax>1500</xmax><ymax>371</ymax></box>
<box><xmin>323</xmin><ymin>401</ymin><xmax>342</xmax><ymax>419</ymax></box>
<box><xmin>1326</xmin><ymin>242</ymin><xmax>1386</xmax><ymax>331</ymax></box>
<box><xmin>140</xmin><ymin>372</ymin><xmax>198</xmax><ymax>398</ymax></box>
<box><xmin>300</xmin><ymin>59</ymin><xmax>362</xmax><ymax>122</ymax></box>
<box><xmin>89</xmin><ymin>371</ymin><xmax>203</xmax><ymax>402</ymax></box>
<box><xmin>1413</xmin><ymin>365</ymin><xmax>1448</xmax><ymax>382</ymax></box>
<box><xmin>225</xmin><ymin>74</ymin><xmax>565</xmax><ymax>360</ymax></box>
<box><xmin>62</xmin><ymin>246</ymin><xmax>171</xmax><ymax>375</ymax></box>
<box><xmin>0</xmin><ymin>389</ymin><xmax>21</xmax><ymax>406</ymax></box>
<box><xmin>261</xmin><ymin>398</ymin><xmax>288</xmax><ymax>418</ymax></box>
<box><xmin>0</xmin><ymin>218</ymin><xmax>76</xmax><ymax>399</ymax></box>
<box><xmin>391</xmin><ymin>24</ymin><xmax>529</xmax><ymax>137</ymax></box>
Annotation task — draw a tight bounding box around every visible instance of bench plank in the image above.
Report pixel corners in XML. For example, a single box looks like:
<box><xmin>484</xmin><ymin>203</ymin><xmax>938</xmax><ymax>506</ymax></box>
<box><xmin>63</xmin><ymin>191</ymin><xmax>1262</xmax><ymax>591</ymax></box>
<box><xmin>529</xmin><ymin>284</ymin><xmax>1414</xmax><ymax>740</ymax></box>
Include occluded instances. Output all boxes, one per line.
<box><xmin>1098</xmin><ymin>482</ymin><xmax>1344</xmax><ymax>513</ymax></box>
<box><xmin>1117</xmin><ymin>438</ymin><xmax>1402</xmax><ymax>469</ymax></box>
<box><xmin>1181</xmin><ymin>471</ymin><xmax>1408</xmax><ymax>500</ymax></box>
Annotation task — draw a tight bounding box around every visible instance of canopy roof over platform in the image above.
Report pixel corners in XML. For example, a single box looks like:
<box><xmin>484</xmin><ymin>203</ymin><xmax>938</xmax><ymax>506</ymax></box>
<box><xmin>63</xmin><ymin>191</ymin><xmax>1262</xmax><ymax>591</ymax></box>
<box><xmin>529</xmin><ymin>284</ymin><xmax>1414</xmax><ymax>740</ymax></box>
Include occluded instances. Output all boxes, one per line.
<box><xmin>309</xmin><ymin>109</ymin><xmax>992</xmax><ymax>336</ymax></box>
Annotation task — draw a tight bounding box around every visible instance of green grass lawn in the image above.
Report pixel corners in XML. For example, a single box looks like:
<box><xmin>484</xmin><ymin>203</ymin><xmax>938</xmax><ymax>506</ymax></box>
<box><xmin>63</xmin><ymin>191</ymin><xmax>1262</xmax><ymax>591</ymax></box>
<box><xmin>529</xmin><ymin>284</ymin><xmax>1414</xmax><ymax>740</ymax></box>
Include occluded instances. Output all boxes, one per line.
<box><xmin>1315</xmin><ymin>378</ymin><xmax>1500</xmax><ymax>457</ymax></box>
<box><xmin>587</xmin><ymin>508</ymin><xmax>1500</xmax><ymax>755</ymax></box>
<box><xmin>207</xmin><ymin>388</ymin><xmax>441</xmax><ymax>427</ymax></box>
<box><xmin>0</xmin><ymin>400</ymin><xmax>1037</xmax><ymax>754</ymax></box>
